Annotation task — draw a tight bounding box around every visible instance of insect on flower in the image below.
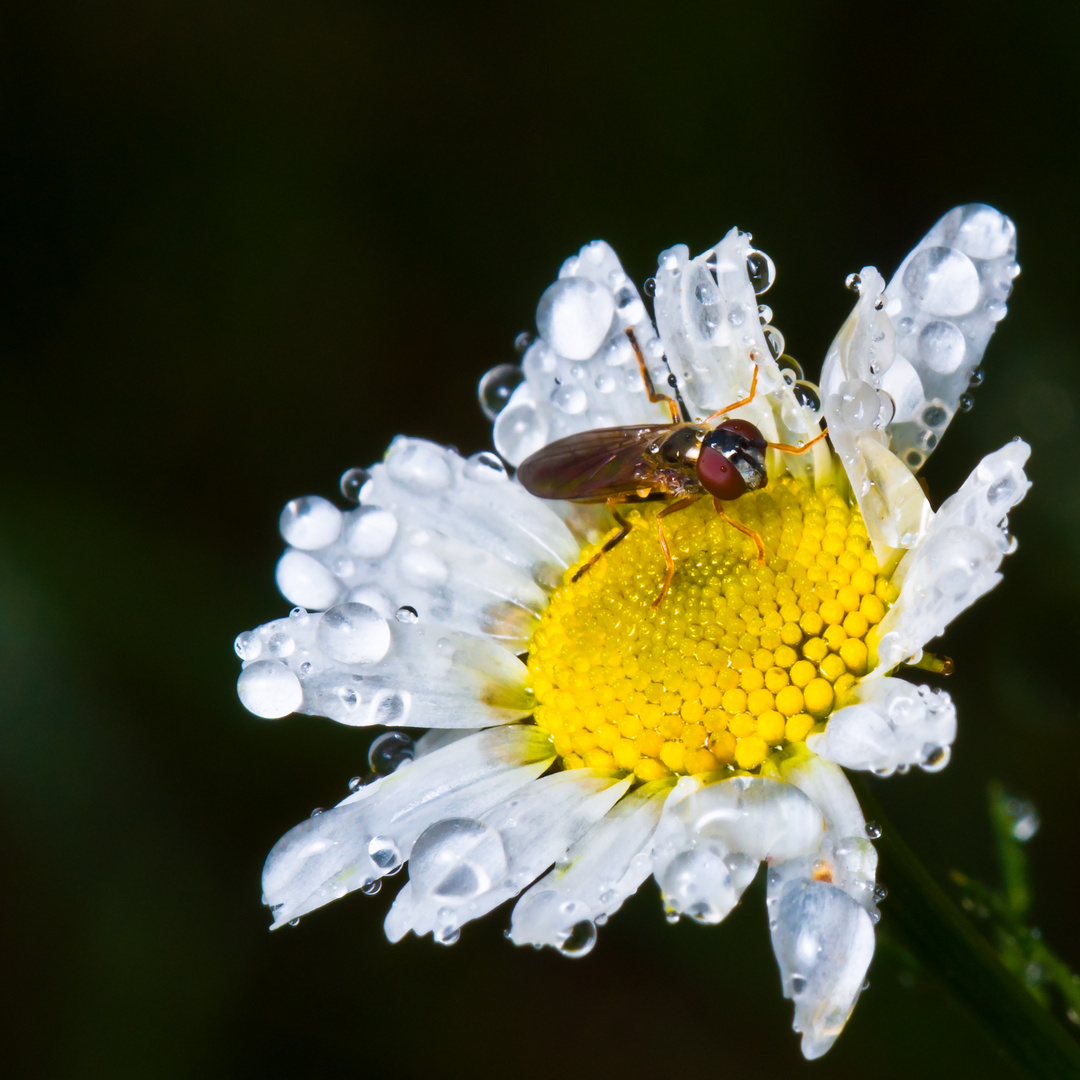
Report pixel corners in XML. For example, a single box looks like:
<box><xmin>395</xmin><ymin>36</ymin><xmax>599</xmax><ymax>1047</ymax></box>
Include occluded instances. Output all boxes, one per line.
<box><xmin>516</xmin><ymin>328</ymin><xmax>829</xmax><ymax>604</ymax></box>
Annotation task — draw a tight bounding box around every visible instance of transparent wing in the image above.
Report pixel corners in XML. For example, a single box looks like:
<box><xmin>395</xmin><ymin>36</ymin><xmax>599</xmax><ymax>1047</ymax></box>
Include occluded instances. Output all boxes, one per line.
<box><xmin>516</xmin><ymin>424</ymin><xmax>675</xmax><ymax>501</ymax></box>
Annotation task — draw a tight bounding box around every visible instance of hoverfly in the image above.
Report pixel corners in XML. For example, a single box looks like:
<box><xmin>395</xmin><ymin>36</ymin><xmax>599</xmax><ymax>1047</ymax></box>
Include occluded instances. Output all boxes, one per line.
<box><xmin>516</xmin><ymin>329</ymin><xmax>828</xmax><ymax>606</ymax></box>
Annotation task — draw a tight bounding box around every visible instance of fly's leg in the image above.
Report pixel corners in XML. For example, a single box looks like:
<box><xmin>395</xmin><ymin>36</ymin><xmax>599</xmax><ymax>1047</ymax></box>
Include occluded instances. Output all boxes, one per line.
<box><xmin>713</xmin><ymin>497</ymin><xmax>766</xmax><ymax>567</ymax></box>
<box><xmin>704</xmin><ymin>365</ymin><xmax>759</xmax><ymax>424</ymax></box>
<box><xmin>767</xmin><ymin>427</ymin><xmax>830</xmax><ymax>454</ymax></box>
<box><xmin>571</xmin><ymin>497</ymin><xmax>633</xmax><ymax>583</ymax></box>
<box><xmin>652</xmin><ymin>495</ymin><xmax>702</xmax><ymax>608</ymax></box>
<box><xmin>626</xmin><ymin>328</ymin><xmax>684</xmax><ymax>424</ymax></box>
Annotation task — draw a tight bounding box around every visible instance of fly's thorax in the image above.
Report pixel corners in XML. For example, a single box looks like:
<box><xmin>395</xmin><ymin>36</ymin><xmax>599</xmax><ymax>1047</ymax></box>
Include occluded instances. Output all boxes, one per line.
<box><xmin>526</xmin><ymin>477</ymin><xmax>900</xmax><ymax>781</ymax></box>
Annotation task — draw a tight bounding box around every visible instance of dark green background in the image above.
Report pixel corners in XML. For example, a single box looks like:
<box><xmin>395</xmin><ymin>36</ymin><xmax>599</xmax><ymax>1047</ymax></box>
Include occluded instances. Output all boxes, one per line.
<box><xmin>3</xmin><ymin>3</ymin><xmax>1078</xmax><ymax>1077</ymax></box>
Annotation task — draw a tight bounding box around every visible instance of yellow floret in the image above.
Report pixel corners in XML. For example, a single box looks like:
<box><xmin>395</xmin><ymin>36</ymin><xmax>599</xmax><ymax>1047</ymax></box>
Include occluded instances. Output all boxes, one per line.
<box><xmin>525</xmin><ymin>479</ymin><xmax>894</xmax><ymax>780</ymax></box>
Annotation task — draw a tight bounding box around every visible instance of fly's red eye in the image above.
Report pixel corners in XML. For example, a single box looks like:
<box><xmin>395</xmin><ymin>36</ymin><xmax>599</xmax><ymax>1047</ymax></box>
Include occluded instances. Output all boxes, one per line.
<box><xmin>697</xmin><ymin>442</ymin><xmax>748</xmax><ymax>500</ymax></box>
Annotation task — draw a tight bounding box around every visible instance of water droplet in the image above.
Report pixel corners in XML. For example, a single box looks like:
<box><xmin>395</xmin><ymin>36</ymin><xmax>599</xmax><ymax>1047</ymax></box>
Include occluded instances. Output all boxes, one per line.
<box><xmin>288</xmin><ymin>918</ymin><xmax>300</xmax><ymax>927</ymax></box>
<box><xmin>368</xmin><ymin>731</ymin><xmax>415</xmax><ymax>774</ymax></box>
<box><xmin>918</xmin><ymin>320</ymin><xmax>967</xmax><ymax>374</ymax></box>
<box><xmin>463</xmin><ymin>451</ymin><xmax>507</xmax><ymax>482</ymax></box>
<box><xmin>267</xmin><ymin>632</ymin><xmax>295</xmax><ymax>657</ymax></box>
<box><xmin>777</xmin><ymin>355</ymin><xmax>804</xmax><ymax>385</ymax></box>
<box><xmin>395</xmin><ymin>605</ymin><xmax>418</xmax><ymax>623</ymax></box>
<box><xmin>360</xmin><ymin>878</ymin><xmax>382</xmax><ymax>895</ymax></box>
<box><xmin>558</xmin><ymin>920</ymin><xmax>597</xmax><ymax>958</ymax></box>
<box><xmin>347</xmin><ymin>776</ymin><xmax>362</xmax><ymax>792</ymax></box>
<box><xmin>346</xmin><ymin>507</ymin><xmax>398</xmax><ymax>560</ymax></box>
<box><xmin>339</xmin><ymin>467</ymin><xmax>371</xmax><ymax>504</ymax></box>
<box><xmin>922</xmin><ymin>404</ymin><xmax>948</xmax><ymax>428</ymax></box>
<box><xmin>436</xmin><ymin>926</ymin><xmax>461</xmax><ymax>946</ymax></box>
<box><xmin>478</xmin><ymin>363</ymin><xmax>524</xmax><ymax>420</ymax></box>
<box><xmin>664</xmin><ymin>909</ymin><xmax>680</xmax><ymax>925</ymax></box>
<box><xmin>316</xmin><ymin>603</ymin><xmax>391</xmax><ymax>664</ymax></box>
<box><xmin>234</xmin><ymin>631</ymin><xmax>262</xmax><ymax>661</ymax></box>
<box><xmin>643</xmin><ymin>277</ymin><xmax>657</xmax><ymax>297</ymax></box>
<box><xmin>790</xmin><ymin>974</ymin><xmax>807</xmax><ymax>995</ymax></box>
<box><xmin>694</xmin><ymin>282</ymin><xmax>717</xmax><ymax>305</ymax></box>
<box><xmin>873</xmin><ymin>883</ymin><xmax>888</xmax><ymax>903</ymax></box>
<box><xmin>758</xmin><ymin>303</ymin><xmax>773</xmax><ymax>324</ymax></box>
<box><xmin>959</xmin><ymin>393</ymin><xmax>974</xmax><ymax>413</ymax></box>
<box><xmin>873</xmin><ymin>296</ymin><xmax>885</xmax><ymax>311</ymax></box>
<box><xmin>764</xmin><ymin>326</ymin><xmax>785</xmax><ymax>360</ymax></box>
<box><xmin>792</xmin><ymin>380</ymin><xmax>821</xmax><ymax>412</ymax></box>
<box><xmin>280</xmin><ymin>496</ymin><xmax>343</xmax><ymax>550</ymax></box>
<box><xmin>368</xmin><ymin>835</ymin><xmax>401</xmax><ymax>870</ymax></box>
<box><xmin>902</xmin><ymin>247</ymin><xmax>980</xmax><ymax>317</ymax></box>
<box><xmin>409</xmin><ymin>818</ymin><xmax>508</xmax><ymax>903</ymax></box>
<box><xmin>861</xmin><ymin>978</ymin><xmax>870</xmax><ymax>992</ymax></box>
<box><xmin>550</xmin><ymin>383</ymin><xmax>587</xmax><ymax>415</ymax></box>
<box><xmin>536</xmin><ymin>277</ymin><xmax>616</xmax><ymax>360</ymax></box>
<box><xmin>865</xmin><ymin>821</ymin><xmax>882</xmax><ymax>839</ymax></box>
<box><xmin>1005</xmin><ymin>797</ymin><xmax>1040</xmax><ymax>841</ymax></box>
<box><xmin>513</xmin><ymin>331</ymin><xmax>532</xmax><ymax>353</ymax></box>
<box><xmin>746</xmin><ymin>249</ymin><xmax>775</xmax><ymax>294</ymax></box>
<box><xmin>237</xmin><ymin>660</ymin><xmax>304</xmax><ymax>719</ymax></box>
<box><xmin>845</xmin><ymin>272</ymin><xmax>862</xmax><ymax>293</ymax></box>
<box><xmin>968</xmin><ymin>366</ymin><xmax>985</xmax><ymax>387</ymax></box>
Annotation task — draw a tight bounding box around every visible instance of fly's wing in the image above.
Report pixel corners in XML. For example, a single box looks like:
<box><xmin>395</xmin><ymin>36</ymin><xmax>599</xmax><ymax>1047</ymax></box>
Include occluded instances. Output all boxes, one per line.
<box><xmin>516</xmin><ymin>425</ymin><xmax>674</xmax><ymax>501</ymax></box>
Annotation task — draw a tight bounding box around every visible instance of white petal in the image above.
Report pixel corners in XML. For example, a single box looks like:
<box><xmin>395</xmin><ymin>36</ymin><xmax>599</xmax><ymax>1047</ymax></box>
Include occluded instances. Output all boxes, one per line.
<box><xmin>778</xmin><ymin>754</ymin><xmax>879</xmax><ymax>914</ymax></box>
<box><xmin>385</xmin><ymin>770</ymin><xmax>629</xmax><ymax>944</ymax></box>
<box><xmin>808</xmin><ymin>678</ymin><xmax>957</xmax><ymax>776</ymax></box>
<box><xmin>508</xmin><ymin>780</ymin><xmax>669</xmax><ymax>952</ymax></box>
<box><xmin>236</xmin><ymin>606</ymin><xmax>531</xmax><ymax>728</ymax></box>
<box><xmin>262</xmin><ymin>726</ymin><xmax>555</xmax><ymax>926</ymax></box>
<box><xmin>884</xmin><ymin>205</ymin><xmax>1018</xmax><ymax>471</ymax></box>
<box><xmin>768</xmin><ymin>878</ymin><xmax>875</xmax><ymax>1060</ymax></box>
<box><xmin>652</xmin><ymin>228</ymin><xmax>827</xmax><ymax>485</ymax></box>
<box><xmin>873</xmin><ymin>440</ymin><xmax>1031</xmax><ymax>669</ymax></box>
<box><xmin>678</xmin><ymin>775</ymin><xmax>826</xmax><ymax>861</ymax></box>
<box><xmin>490</xmin><ymin>240</ymin><xmax>670</xmax><ymax>465</ymax></box>
<box><xmin>649</xmin><ymin>776</ymin><xmax>760</xmax><ymax>924</ymax></box>
<box><xmin>820</xmin><ymin>266</ymin><xmax>932</xmax><ymax>561</ymax></box>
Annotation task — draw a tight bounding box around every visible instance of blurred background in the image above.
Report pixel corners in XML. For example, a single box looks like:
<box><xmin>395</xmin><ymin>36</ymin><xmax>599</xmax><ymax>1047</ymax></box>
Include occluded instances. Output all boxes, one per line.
<box><xmin>3</xmin><ymin>3</ymin><xmax>1078</xmax><ymax>1077</ymax></box>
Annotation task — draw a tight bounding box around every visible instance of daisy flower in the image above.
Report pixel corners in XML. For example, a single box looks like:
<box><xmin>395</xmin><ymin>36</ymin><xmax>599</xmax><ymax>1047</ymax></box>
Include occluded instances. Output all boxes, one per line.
<box><xmin>235</xmin><ymin>204</ymin><xmax>1029</xmax><ymax>1058</ymax></box>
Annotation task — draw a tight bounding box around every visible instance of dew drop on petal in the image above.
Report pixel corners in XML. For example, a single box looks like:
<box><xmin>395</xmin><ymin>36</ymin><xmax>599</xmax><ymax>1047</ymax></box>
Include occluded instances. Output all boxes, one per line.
<box><xmin>746</xmin><ymin>249</ymin><xmax>775</xmax><ymax>295</ymax></box>
<box><xmin>536</xmin><ymin>277</ymin><xmax>616</xmax><ymax>361</ymax></box>
<box><xmin>845</xmin><ymin>272</ymin><xmax>862</xmax><ymax>293</ymax></box>
<box><xmin>792</xmin><ymin>381</ymin><xmax>821</xmax><ymax>412</ymax></box>
<box><xmin>865</xmin><ymin>821</ymin><xmax>883</xmax><ymax>840</ymax></box>
<box><xmin>558</xmin><ymin>920</ymin><xmax>598</xmax><ymax>958</ymax></box>
<box><xmin>478</xmin><ymin>363</ymin><xmax>524</xmax><ymax>420</ymax></box>
<box><xmin>316</xmin><ymin>603</ymin><xmax>391</xmax><ymax>664</ymax></box>
<box><xmin>237</xmin><ymin>660</ymin><xmax>304</xmax><ymax>719</ymax></box>
<box><xmin>902</xmin><ymin>247</ymin><xmax>980</xmax><ymax>317</ymax></box>
<box><xmin>234</xmin><ymin>631</ymin><xmax>262</xmax><ymax>661</ymax></box>
<box><xmin>918</xmin><ymin>320</ymin><xmax>967</xmax><ymax>374</ymax></box>
<box><xmin>360</xmin><ymin>878</ymin><xmax>382</xmax><ymax>895</ymax></box>
<box><xmin>368</xmin><ymin>731</ymin><xmax>415</xmax><ymax>774</ymax></box>
<box><xmin>395</xmin><ymin>604</ymin><xmax>418</xmax><ymax>623</ymax></box>
<box><xmin>409</xmin><ymin>818</ymin><xmax>508</xmax><ymax>902</ymax></box>
<box><xmin>463</xmin><ymin>451</ymin><xmax>507</xmax><ymax>482</ymax></box>
<box><xmin>339</xmin><ymin>467</ymin><xmax>371</xmax><ymax>504</ymax></box>
<box><xmin>279</xmin><ymin>496</ymin><xmax>343</xmax><ymax>550</ymax></box>
<box><xmin>368</xmin><ymin>835</ymin><xmax>402</xmax><ymax>871</ymax></box>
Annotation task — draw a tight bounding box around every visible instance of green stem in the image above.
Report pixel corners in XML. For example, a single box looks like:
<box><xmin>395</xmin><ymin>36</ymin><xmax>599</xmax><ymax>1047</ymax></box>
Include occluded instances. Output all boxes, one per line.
<box><xmin>850</xmin><ymin>778</ymin><xmax>1080</xmax><ymax>1079</ymax></box>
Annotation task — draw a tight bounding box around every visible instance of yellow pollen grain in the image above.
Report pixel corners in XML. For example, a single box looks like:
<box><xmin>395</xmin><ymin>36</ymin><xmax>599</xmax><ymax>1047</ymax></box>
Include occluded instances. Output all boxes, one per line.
<box><xmin>525</xmin><ymin>479</ymin><xmax>894</xmax><ymax>780</ymax></box>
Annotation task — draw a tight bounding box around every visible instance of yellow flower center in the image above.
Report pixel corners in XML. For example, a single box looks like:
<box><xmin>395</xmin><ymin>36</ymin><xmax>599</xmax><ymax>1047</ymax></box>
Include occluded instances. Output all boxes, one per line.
<box><xmin>526</xmin><ymin>477</ymin><xmax>899</xmax><ymax>781</ymax></box>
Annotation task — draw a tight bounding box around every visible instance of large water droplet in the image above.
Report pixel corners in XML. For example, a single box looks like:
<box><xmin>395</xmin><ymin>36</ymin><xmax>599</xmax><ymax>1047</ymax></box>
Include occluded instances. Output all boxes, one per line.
<box><xmin>536</xmin><ymin>277</ymin><xmax>616</xmax><ymax>360</ymax></box>
<box><xmin>478</xmin><ymin>363</ymin><xmax>525</xmax><ymax>420</ymax></box>
<box><xmin>267</xmin><ymin>631</ymin><xmax>295</xmax><ymax>657</ymax></box>
<box><xmin>550</xmin><ymin>383</ymin><xmax>587</xmax><ymax>415</ymax></box>
<box><xmin>276</xmin><ymin>551</ymin><xmax>342</xmax><ymax>610</ymax></box>
<box><xmin>902</xmin><ymin>247</ymin><xmax>980</xmax><ymax>317</ymax></box>
<box><xmin>346</xmin><ymin>507</ymin><xmax>398</xmax><ymax>561</ymax></box>
<box><xmin>558</xmin><ymin>920</ymin><xmax>597</xmax><ymax>958</ymax></box>
<box><xmin>765</xmin><ymin>326</ymin><xmax>785</xmax><ymax>360</ymax></box>
<box><xmin>234</xmin><ymin>631</ymin><xmax>262</xmax><ymax>661</ymax></box>
<box><xmin>368</xmin><ymin>730</ymin><xmax>415</xmax><ymax>774</ymax></box>
<box><xmin>845</xmin><ymin>272</ymin><xmax>862</xmax><ymax>293</ymax></box>
<box><xmin>953</xmin><ymin>205</ymin><xmax>1014</xmax><ymax>260</ymax></box>
<box><xmin>792</xmin><ymin>381</ymin><xmax>821</xmax><ymax>413</ymax></box>
<box><xmin>865</xmin><ymin>821</ymin><xmax>882</xmax><ymax>840</ymax></box>
<box><xmin>409</xmin><ymin>818</ymin><xmax>508</xmax><ymax>903</ymax></box>
<box><xmin>316</xmin><ymin>603</ymin><xmax>391</xmax><ymax>664</ymax></box>
<box><xmin>237</xmin><ymin>660</ymin><xmax>304</xmax><ymax>719</ymax></box>
<box><xmin>918</xmin><ymin>320</ymin><xmax>966</xmax><ymax>375</ymax></box>
<box><xmin>746</xmin><ymin>249</ymin><xmax>775</xmax><ymax>295</ymax></box>
<box><xmin>280</xmin><ymin>496</ymin><xmax>343</xmax><ymax>550</ymax></box>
